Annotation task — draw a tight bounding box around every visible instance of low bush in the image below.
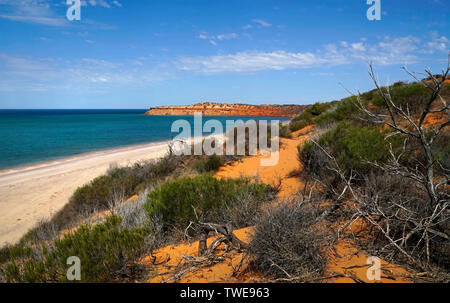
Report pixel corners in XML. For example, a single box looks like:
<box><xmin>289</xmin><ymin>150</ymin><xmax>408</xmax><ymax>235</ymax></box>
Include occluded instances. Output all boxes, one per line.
<box><xmin>192</xmin><ymin>155</ymin><xmax>225</xmax><ymax>173</ymax></box>
<box><xmin>51</xmin><ymin>154</ymin><xmax>183</xmax><ymax>229</ymax></box>
<box><xmin>299</xmin><ymin>122</ymin><xmax>404</xmax><ymax>179</ymax></box>
<box><xmin>348</xmin><ymin>171</ymin><xmax>450</xmax><ymax>275</ymax></box>
<box><xmin>289</xmin><ymin>101</ymin><xmax>340</xmax><ymax>131</ymax></box>
<box><xmin>289</xmin><ymin>120</ymin><xmax>311</xmax><ymax>132</ymax></box>
<box><xmin>372</xmin><ymin>83</ymin><xmax>431</xmax><ymax>114</ymax></box>
<box><xmin>279</xmin><ymin>123</ymin><xmax>292</xmax><ymax>138</ymax></box>
<box><xmin>325</xmin><ymin>96</ymin><xmax>362</xmax><ymax>123</ymax></box>
<box><xmin>248</xmin><ymin>201</ymin><xmax>330</xmax><ymax>281</ymax></box>
<box><xmin>1</xmin><ymin>216</ymin><xmax>151</xmax><ymax>282</ymax></box>
<box><xmin>144</xmin><ymin>174</ymin><xmax>274</xmax><ymax>229</ymax></box>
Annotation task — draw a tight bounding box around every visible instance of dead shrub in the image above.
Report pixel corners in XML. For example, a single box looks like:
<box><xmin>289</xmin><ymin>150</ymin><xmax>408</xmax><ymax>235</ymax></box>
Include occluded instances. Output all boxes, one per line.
<box><xmin>248</xmin><ymin>200</ymin><xmax>332</xmax><ymax>281</ymax></box>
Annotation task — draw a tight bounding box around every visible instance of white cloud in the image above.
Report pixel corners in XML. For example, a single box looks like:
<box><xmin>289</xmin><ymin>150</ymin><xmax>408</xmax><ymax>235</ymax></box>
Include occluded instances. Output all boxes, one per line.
<box><xmin>1</xmin><ymin>33</ymin><xmax>448</xmax><ymax>92</ymax></box>
<box><xmin>87</xmin><ymin>0</ymin><xmax>111</xmax><ymax>8</ymax></box>
<box><xmin>0</xmin><ymin>14</ymin><xmax>67</xmax><ymax>26</ymax></box>
<box><xmin>216</xmin><ymin>33</ymin><xmax>238</xmax><ymax>40</ymax></box>
<box><xmin>252</xmin><ymin>19</ymin><xmax>272</xmax><ymax>27</ymax></box>
<box><xmin>351</xmin><ymin>42</ymin><xmax>366</xmax><ymax>52</ymax></box>
<box><xmin>178</xmin><ymin>34</ymin><xmax>449</xmax><ymax>74</ymax></box>
<box><xmin>0</xmin><ymin>0</ymin><xmax>67</xmax><ymax>26</ymax></box>
<box><xmin>0</xmin><ymin>53</ymin><xmax>169</xmax><ymax>92</ymax></box>
<box><xmin>425</xmin><ymin>34</ymin><xmax>449</xmax><ymax>52</ymax></box>
<box><xmin>197</xmin><ymin>32</ymin><xmax>238</xmax><ymax>45</ymax></box>
<box><xmin>178</xmin><ymin>50</ymin><xmax>346</xmax><ymax>74</ymax></box>
<box><xmin>0</xmin><ymin>0</ymin><xmax>121</xmax><ymax>26</ymax></box>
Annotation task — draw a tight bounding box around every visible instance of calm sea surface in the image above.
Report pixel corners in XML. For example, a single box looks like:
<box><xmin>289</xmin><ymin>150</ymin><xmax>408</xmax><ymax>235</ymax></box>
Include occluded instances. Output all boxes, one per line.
<box><xmin>0</xmin><ymin>110</ymin><xmax>289</xmax><ymax>170</ymax></box>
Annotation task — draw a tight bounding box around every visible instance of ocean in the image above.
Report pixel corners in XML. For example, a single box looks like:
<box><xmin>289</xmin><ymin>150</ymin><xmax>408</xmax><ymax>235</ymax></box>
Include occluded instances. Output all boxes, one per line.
<box><xmin>0</xmin><ymin>110</ymin><xmax>289</xmax><ymax>170</ymax></box>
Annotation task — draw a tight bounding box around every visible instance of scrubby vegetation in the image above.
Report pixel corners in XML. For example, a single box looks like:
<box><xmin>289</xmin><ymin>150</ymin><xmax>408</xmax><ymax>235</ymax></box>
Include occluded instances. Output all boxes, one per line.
<box><xmin>297</xmin><ymin>66</ymin><xmax>450</xmax><ymax>280</ymax></box>
<box><xmin>2</xmin><ymin>66</ymin><xmax>449</xmax><ymax>284</ymax></box>
<box><xmin>279</xmin><ymin>122</ymin><xmax>292</xmax><ymax>138</ymax></box>
<box><xmin>0</xmin><ymin>146</ymin><xmax>275</xmax><ymax>282</ymax></box>
<box><xmin>1</xmin><ymin>216</ymin><xmax>151</xmax><ymax>282</ymax></box>
<box><xmin>52</xmin><ymin>154</ymin><xmax>184</xmax><ymax>230</ymax></box>
<box><xmin>145</xmin><ymin>174</ymin><xmax>274</xmax><ymax>229</ymax></box>
<box><xmin>299</xmin><ymin>122</ymin><xmax>404</xmax><ymax>179</ymax></box>
<box><xmin>249</xmin><ymin>200</ymin><xmax>331</xmax><ymax>281</ymax></box>
<box><xmin>192</xmin><ymin>154</ymin><xmax>224</xmax><ymax>173</ymax></box>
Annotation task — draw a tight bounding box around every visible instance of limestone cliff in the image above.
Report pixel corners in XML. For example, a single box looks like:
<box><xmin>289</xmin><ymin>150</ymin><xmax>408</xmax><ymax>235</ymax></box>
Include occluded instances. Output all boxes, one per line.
<box><xmin>144</xmin><ymin>102</ymin><xmax>305</xmax><ymax>118</ymax></box>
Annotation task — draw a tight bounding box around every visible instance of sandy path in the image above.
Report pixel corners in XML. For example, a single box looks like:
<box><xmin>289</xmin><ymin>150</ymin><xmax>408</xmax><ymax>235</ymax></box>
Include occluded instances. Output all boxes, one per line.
<box><xmin>0</xmin><ymin>141</ymin><xmax>170</xmax><ymax>247</ymax></box>
<box><xmin>216</xmin><ymin>126</ymin><xmax>314</xmax><ymax>199</ymax></box>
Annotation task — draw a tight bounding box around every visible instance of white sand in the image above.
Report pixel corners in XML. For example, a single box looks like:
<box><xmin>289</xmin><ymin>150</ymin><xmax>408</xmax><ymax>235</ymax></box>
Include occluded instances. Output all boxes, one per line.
<box><xmin>0</xmin><ymin>141</ymin><xmax>171</xmax><ymax>247</ymax></box>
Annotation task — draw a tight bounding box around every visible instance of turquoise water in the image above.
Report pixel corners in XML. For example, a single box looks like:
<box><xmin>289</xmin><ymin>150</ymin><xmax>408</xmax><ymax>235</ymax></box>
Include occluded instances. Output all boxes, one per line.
<box><xmin>0</xmin><ymin>110</ymin><xmax>288</xmax><ymax>170</ymax></box>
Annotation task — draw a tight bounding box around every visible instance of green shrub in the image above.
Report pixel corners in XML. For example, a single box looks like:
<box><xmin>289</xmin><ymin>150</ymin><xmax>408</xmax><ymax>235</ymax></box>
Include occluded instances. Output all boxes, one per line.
<box><xmin>289</xmin><ymin>101</ymin><xmax>337</xmax><ymax>131</ymax></box>
<box><xmin>330</xmin><ymin>96</ymin><xmax>362</xmax><ymax>122</ymax></box>
<box><xmin>372</xmin><ymin>83</ymin><xmax>431</xmax><ymax>112</ymax></box>
<box><xmin>145</xmin><ymin>174</ymin><xmax>272</xmax><ymax>228</ymax></box>
<box><xmin>279</xmin><ymin>123</ymin><xmax>292</xmax><ymax>138</ymax></box>
<box><xmin>299</xmin><ymin>122</ymin><xmax>404</xmax><ymax>177</ymax></box>
<box><xmin>2</xmin><ymin>216</ymin><xmax>150</xmax><ymax>283</ymax></box>
<box><xmin>314</xmin><ymin>112</ymin><xmax>335</xmax><ymax>126</ymax></box>
<box><xmin>291</xmin><ymin>110</ymin><xmax>313</xmax><ymax>123</ymax></box>
<box><xmin>308</xmin><ymin>102</ymin><xmax>333</xmax><ymax>116</ymax></box>
<box><xmin>51</xmin><ymin>155</ymin><xmax>182</xmax><ymax>229</ymax></box>
<box><xmin>289</xmin><ymin>120</ymin><xmax>311</xmax><ymax>132</ymax></box>
<box><xmin>192</xmin><ymin>155</ymin><xmax>224</xmax><ymax>173</ymax></box>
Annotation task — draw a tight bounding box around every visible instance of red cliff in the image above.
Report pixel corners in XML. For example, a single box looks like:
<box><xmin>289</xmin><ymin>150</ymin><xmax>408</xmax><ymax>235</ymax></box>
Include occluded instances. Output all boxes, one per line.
<box><xmin>144</xmin><ymin>102</ymin><xmax>306</xmax><ymax>118</ymax></box>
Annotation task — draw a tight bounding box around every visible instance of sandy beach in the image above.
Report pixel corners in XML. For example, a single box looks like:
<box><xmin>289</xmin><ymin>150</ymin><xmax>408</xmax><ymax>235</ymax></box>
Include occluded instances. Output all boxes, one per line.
<box><xmin>0</xmin><ymin>141</ymin><xmax>172</xmax><ymax>247</ymax></box>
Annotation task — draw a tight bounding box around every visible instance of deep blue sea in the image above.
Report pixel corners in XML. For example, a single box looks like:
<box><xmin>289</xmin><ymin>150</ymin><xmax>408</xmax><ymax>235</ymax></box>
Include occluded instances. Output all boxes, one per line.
<box><xmin>0</xmin><ymin>110</ymin><xmax>289</xmax><ymax>170</ymax></box>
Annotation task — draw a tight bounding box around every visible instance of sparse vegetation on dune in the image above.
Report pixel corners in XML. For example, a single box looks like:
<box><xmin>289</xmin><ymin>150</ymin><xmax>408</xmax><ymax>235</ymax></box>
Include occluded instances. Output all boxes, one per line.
<box><xmin>1</xmin><ymin>64</ymin><xmax>449</xmax><ymax>284</ymax></box>
<box><xmin>1</xmin><ymin>216</ymin><xmax>151</xmax><ymax>282</ymax></box>
<box><xmin>249</xmin><ymin>199</ymin><xmax>332</xmax><ymax>282</ymax></box>
<box><xmin>0</xmin><ymin>140</ymin><xmax>276</xmax><ymax>282</ymax></box>
<box><xmin>297</xmin><ymin>64</ymin><xmax>450</xmax><ymax>279</ymax></box>
<box><xmin>145</xmin><ymin>174</ymin><xmax>275</xmax><ymax>230</ymax></box>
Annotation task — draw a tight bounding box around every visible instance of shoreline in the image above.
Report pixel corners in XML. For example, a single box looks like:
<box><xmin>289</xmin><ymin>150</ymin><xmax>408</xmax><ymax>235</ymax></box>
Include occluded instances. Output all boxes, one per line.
<box><xmin>0</xmin><ymin>115</ymin><xmax>291</xmax><ymax>175</ymax></box>
<box><xmin>0</xmin><ymin>139</ymin><xmax>174</xmax><ymax>177</ymax></box>
<box><xmin>0</xmin><ymin>139</ymin><xmax>174</xmax><ymax>247</ymax></box>
<box><xmin>0</xmin><ymin>133</ymin><xmax>225</xmax><ymax>247</ymax></box>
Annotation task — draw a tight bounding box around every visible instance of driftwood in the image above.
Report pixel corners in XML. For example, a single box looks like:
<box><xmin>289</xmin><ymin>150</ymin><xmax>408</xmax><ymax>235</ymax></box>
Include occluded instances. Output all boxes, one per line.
<box><xmin>158</xmin><ymin>221</ymin><xmax>249</xmax><ymax>282</ymax></box>
<box><xmin>195</xmin><ymin>222</ymin><xmax>248</xmax><ymax>256</ymax></box>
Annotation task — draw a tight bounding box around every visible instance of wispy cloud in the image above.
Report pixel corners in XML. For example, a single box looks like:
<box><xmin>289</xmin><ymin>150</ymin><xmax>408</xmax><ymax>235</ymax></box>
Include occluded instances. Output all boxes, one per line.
<box><xmin>0</xmin><ymin>0</ymin><xmax>122</xmax><ymax>26</ymax></box>
<box><xmin>82</xmin><ymin>0</ymin><xmax>111</xmax><ymax>8</ymax></box>
<box><xmin>179</xmin><ymin>35</ymin><xmax>449</xmax><ymax>74</ymax></box>
<box><xmin>198</xmin><ymin>32</ymin><xmax>238</xmax><ymax>45</ymax></box>
<box><xmin>252</xmin><ymin>19</ymin><xmax>272</xmax><ymax>28</ymax></box>
<box><xmin>0</xmin><ymin>53</ymin><xmax>169</xmax><ymax>92</ymax></box>
<box><xmin>425</xmin><ymin>32</ymin><xmax>449</xmax><ymax>52</ymax></box>
<box><xmin>112</xmin><ymin>0</ymin><xmax>122</xmax><ymax>7</ymax></box>
<box><xmin>0</xmin><ymin>0</ymin><xmax>68</xmax><ymax>26</ymax></box>
<box><xmin>1</xmin><ymin>33</ymin><xmax>448</xmax><ymax>92</ymax></box>
<box><xmin>178</xmin><ymin>50</ymin><xmax>346</xmax><ymax>74</ymax></box>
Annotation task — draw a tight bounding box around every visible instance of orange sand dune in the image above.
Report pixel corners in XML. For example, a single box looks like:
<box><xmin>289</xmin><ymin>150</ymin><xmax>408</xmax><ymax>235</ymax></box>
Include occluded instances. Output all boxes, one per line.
<box><xmin>143</xmin><ymin>125</ymin><xmax>412</xmax><ymax>283</ymax></box>
<box><xmin>144</xmin><ymin>227</ymin><xmax>257</xmax><ymax>283</ymax></box>
<box><xmin>216</xmin><ymin>126</ymin><xmax>314</xmax><ymax>199</ymax></box>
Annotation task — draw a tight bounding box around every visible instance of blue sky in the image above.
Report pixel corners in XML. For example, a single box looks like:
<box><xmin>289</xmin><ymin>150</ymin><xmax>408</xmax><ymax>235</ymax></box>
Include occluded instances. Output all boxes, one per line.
<box><xmin>0</xmin><ymin>0</ymin><xmax>449</xmax><ymax>109</ymax></box>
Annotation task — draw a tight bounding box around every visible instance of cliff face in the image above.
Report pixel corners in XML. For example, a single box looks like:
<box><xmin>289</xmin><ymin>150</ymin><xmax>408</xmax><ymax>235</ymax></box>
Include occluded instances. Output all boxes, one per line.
<box><xmin>144</xmin><ymin>102</ymin><xmax>306</xmax><ymax>118</ymax></box>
